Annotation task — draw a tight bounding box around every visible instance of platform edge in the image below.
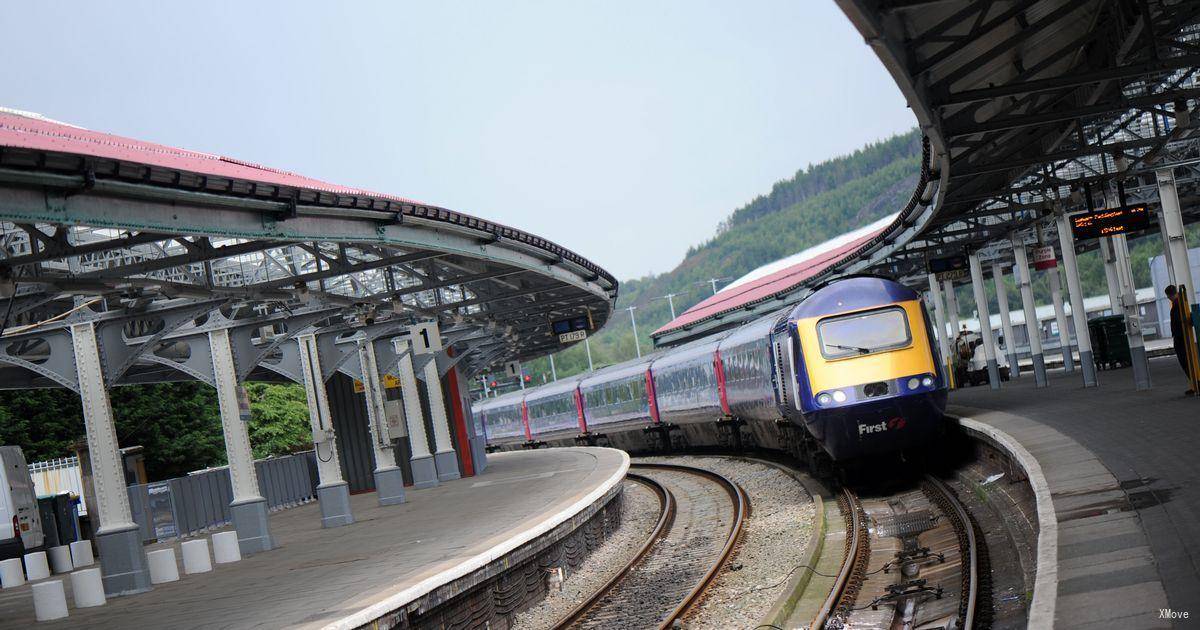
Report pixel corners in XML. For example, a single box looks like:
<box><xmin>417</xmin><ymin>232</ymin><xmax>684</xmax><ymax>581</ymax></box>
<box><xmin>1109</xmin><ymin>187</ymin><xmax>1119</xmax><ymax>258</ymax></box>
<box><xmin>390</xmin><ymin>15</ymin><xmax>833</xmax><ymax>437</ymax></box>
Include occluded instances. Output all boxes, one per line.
<box><xmin>949</xmin><ymin>414</ymin><xmax>1058</xmax><ymax>629</ymax></box>
<box><xmin>321</xmin><ymin>447</ymin><xmax>631</xmax><ymax>630</ymax></box>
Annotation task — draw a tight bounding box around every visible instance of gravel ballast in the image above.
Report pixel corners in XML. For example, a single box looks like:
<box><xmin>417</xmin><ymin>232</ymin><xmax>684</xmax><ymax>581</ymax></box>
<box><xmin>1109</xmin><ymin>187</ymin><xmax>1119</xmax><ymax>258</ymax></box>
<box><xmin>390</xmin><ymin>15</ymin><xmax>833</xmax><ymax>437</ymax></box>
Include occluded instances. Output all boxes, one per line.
<box><xmin>643</xmin><ymin>455</ymin><xmax>816</xmax><ymax>630</ymax></box>
<box><xmin>511</xmin><ymin>479</ymin><xmax>662</xmax><ymax>629</ymax></box>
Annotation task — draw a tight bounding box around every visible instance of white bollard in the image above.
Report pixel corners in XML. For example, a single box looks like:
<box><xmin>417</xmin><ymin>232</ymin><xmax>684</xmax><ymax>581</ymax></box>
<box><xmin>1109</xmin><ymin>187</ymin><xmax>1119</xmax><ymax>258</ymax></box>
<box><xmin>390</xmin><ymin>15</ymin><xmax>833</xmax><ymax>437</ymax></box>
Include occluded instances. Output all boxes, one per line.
<box><xmin>24</xmin><ymin>551</ymin><xmax>50</xmax><ymax>581</ymax></box>
<box><xmin>47</xmin><ymin>545</ymin><xmax>73</xmax><ymax>574</ymax></box>
<box><xmin>69</xmin><ymin>568</ymin><xmax>106</xmax><ymax>608</ymax></box>
<box><xmin>211</xmin><ymin>531</ymin><xmax>242</xmax><ymax>564</ymax></box>
<box><xmin>0</xmin><ymin>557</ymin><xmax>25</xmax><ymax>588</ymax></box>
<box><xmin>180</xmin><ymin>539</ymin><xmax>212</xmax><ymax>574</ymax></box>
<box><xmin>147</xmin><ymin>549</ymin><xmax>180</xmax><ymax>584</ymax></box>
<box><xmin>32</xmin><ymin>580</ymin><xmax>68</xmax><ymax>621</ymax></box>
<box><xmin>69</xmin><ymin>541</ymin><xmax>95</xmax><ymax>568</ymax></box>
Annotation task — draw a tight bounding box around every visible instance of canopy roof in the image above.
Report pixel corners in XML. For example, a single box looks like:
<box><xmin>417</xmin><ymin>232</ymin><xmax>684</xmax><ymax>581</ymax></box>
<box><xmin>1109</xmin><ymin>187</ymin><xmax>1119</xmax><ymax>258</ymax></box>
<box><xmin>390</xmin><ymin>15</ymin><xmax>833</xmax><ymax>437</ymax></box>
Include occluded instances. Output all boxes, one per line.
<box><xmin>0</xmin><ymin>109</ymin><xmax>617</xmax><ymax>381</ymax></box>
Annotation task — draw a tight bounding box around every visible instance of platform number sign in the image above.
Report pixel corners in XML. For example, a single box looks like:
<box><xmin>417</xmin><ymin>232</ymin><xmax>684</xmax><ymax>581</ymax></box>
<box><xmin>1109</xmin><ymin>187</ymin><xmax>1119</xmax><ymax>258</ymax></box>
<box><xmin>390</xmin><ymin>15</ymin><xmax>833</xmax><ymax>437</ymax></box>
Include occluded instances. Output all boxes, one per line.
<box><xmin>504</xmin><ymin>361</ymin><xmax>521</xmax><ymax>378</ymax></box>
<box><xmin>552</xmin><ymin>313</ymin><xmax>593</xmax><ymax>344</ymax></box>
<box><xmin>409</xmin><ymin>321</ymin><xmax>442</xmax><ymax>355</ymax></box>
<box><xmin>928</xmin><ymin>254</ymin><xmax>969</xmax><ymax>281</ymax></box>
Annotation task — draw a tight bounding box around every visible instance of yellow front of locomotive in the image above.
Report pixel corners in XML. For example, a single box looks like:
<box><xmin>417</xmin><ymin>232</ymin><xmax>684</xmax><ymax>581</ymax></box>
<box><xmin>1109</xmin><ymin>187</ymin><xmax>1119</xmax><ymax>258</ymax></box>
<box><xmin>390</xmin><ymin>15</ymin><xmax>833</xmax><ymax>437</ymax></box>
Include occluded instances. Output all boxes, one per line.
<box><xmin>788</xmin><ymin>276</ymin><xmax>946</xmax><ymax>460</ymax></box>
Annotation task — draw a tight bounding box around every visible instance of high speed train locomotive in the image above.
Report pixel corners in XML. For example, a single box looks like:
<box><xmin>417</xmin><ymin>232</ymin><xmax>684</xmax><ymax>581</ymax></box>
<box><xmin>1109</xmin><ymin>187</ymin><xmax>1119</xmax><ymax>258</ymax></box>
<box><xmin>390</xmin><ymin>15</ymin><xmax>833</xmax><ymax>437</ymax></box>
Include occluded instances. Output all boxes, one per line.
<box><xmin>473</xmin><ymin>276</ymin><xmax>947</xmax><ymax>465</ymax></box>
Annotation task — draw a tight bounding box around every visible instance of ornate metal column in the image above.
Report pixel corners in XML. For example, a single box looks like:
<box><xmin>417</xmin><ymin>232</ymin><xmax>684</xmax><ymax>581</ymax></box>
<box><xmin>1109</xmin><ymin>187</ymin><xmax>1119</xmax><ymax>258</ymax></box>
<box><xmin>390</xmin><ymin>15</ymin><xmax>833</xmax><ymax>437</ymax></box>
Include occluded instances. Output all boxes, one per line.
<box><xmin>1013</xmin><ymin>239</ymin><xmax>1048</xmax><ymax>387</ymax></box>
<box><xmin>394</xmin><ymin>338</ymin><xmax>438</xmax><ymax>489</ymax></box>
<box><xmin>968</xmin><ymin>252</ymin><xmax>1000</xmax><ymax>388</ymax></box>
<box><xmin>208</xmin><ymin>328</ymin><xmax>275</xmax><ymax>553</ymax></box>
<box><xmin>926</xmin><ymin>273</ymin><xmax>951</xmax><ymax>381</ymax></box>
<box><xmin>1056</xmin><ymin>212</ymin><xmax>1098</xmax><ymax>387</ymax></box>
<box><xmin>70</xmin><ymin>321</ymin><xmax>152</xmax><ymax>596</ymax></box>
<box><xmin>992</xmin><ymin>263</ymin><xmax>1020</xmax><ymax>378</ymax></box>
<box><xmin>1047</xmin><ymin>265</ymin><xmax>1075</xmax><ymax>372</ymax></box>
<box><xmin>356</xmin><ymin>338</ymin><xmax>406</xmax><ymax>505</ymax></box>
<box><xmin>296</xmin><ymin>333</ymin><xmax>354</xmax><ymax>527</ymax></box>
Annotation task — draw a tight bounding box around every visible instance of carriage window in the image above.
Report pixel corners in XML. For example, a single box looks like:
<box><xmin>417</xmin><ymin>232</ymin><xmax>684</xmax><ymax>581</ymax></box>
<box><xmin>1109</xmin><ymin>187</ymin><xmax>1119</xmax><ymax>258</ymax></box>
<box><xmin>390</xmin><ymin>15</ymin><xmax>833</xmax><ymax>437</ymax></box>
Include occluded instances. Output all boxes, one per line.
<box><xmin>817</xmin><ymin>307</ymin><xmax>912</xmax><ymax>359</ymax></box>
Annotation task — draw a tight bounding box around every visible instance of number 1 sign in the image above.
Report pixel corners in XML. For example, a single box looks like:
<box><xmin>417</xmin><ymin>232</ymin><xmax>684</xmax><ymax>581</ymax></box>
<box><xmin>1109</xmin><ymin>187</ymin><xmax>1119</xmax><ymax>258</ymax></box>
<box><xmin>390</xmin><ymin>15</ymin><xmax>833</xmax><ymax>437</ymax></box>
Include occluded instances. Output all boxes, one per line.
<box><xmin>409</xmin><ymin>321</ymin><xmax>442</xmax><ymax>355</ymax></box>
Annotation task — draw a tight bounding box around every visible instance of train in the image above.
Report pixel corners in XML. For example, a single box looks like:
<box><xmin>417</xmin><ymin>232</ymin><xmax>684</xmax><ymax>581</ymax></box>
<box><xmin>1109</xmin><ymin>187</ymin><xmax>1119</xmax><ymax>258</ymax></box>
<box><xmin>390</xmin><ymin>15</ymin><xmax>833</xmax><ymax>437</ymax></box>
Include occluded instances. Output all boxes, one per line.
<box><xmin>472</xmin><ymin>276</ymin><xmax>948</xmax><ymax>467</ymax></box>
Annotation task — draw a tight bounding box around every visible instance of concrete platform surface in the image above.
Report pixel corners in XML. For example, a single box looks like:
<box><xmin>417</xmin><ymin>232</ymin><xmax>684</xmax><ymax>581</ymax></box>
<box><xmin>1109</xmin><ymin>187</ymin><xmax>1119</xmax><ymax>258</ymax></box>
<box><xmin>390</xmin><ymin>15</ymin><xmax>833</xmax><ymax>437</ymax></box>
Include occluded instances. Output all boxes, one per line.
<box><xmin>0</xmin><ymin>447</ymin><xmax>627</xmax><ymax>630</ymax></box>
<box><xmin>951</xmin><ymin>355</ymin><xmax>1197</xmax><ymax>628</ymax></box>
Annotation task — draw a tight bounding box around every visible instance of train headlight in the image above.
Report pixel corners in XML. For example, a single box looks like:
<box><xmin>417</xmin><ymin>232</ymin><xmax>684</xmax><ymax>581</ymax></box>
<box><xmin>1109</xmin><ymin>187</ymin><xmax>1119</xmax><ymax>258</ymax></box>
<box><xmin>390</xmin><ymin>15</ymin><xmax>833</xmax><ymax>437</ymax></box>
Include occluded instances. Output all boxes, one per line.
<box><xmin>831</xmin><ymin>390</ymin><xmax>847</xmax><ymax>403</ymax></box>
<box><xmin>921</xmin><ymin>375</ymin><xmax>934</xmax><ymax>387</ymax></box>
<box><xmin>907</xmin><ymin>377</ymin><xmax>921</xmax><ymax>390</ymax></box>
<box><xmin>817</xmin><ymin>393</ymin><xmax>833</xmax><ymax>405</ymax></box>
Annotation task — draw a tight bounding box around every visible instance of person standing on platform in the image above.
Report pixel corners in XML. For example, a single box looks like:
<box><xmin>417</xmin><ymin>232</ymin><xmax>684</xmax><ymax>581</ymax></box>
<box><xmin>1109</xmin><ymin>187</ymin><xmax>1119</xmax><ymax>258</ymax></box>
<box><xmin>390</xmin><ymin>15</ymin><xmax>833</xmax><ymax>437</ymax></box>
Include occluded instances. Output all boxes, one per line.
<box><xmin>1165</xmin><ymin>285</ymin><xmax>1195</xmax><ymax>396</ymax></box>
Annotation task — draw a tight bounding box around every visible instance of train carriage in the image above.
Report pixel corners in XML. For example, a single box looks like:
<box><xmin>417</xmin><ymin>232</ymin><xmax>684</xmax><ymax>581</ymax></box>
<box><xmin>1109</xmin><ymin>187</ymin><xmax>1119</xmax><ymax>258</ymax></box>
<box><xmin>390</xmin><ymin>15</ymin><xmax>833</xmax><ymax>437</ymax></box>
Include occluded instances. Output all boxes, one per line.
<box><xmin>523</xmin><ymin>376</ymin><xmax>587</xmax><ymax>441</ymax></box>
<box><xmin>649</xmin><ymin>333</ymin><xmax>731</xmax><ymax>426</ymax></box>
<box><xmin>474</xmin><ymin>390</ymin><xmax>528</xmax><ymax>446</ymax></box>
<box><xmin>716</xmin><ymin>315</ymin><xmax>779</xmax><ymax>422</ymax></box>
<box><xmin>578</xmin><ymin>356</ymin><xmax>657</xmax><ymax>431</ymax></box>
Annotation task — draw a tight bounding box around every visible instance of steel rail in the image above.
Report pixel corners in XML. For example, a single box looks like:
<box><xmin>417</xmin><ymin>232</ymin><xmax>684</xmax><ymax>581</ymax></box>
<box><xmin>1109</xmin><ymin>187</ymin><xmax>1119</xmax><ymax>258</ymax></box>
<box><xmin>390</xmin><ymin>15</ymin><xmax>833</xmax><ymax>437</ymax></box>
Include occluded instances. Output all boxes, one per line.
<box><xmin>924</xmin><ymin>475</ymin><xmax>979</xmax><ymax>630</ymax></box>
<box><xmin>551</xmin><ymin>472</ymin><xmax>676</xmax><ymax>630</ymax></box>
<box><xmin>552</xmin><ymin>462</ymin><xmax>747</xmax><ymax>630</ymax></box>
<box><xmin>638</xmin><ymin>463</ymin><xmax>748</xmax><ymax>630</ymax></box>
<box><xmin>810</xmin><ymin>487</ymin><xmax>867</xmax><ymax>630</ymax></box>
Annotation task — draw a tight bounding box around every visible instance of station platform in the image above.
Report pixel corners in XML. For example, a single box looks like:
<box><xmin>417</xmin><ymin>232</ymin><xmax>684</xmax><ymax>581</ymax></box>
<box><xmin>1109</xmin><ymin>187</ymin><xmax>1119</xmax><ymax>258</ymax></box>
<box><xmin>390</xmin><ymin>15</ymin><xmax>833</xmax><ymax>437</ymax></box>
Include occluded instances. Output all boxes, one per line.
<box><xmin>0</xmin><ymin>447</ymin><xmax>628</xmax><ymax>629</ymax></box>
<box><xmin>950</xmin><ymin>355</ymin><xmax>1197</xmax><ymax>628</ymax></box>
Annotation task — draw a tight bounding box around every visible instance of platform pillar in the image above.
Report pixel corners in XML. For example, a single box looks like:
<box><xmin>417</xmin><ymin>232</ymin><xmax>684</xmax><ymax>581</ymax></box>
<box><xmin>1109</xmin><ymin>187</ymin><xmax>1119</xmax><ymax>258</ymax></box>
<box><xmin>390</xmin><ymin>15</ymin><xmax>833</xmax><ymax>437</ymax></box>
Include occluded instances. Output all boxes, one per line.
<box><xmin>968</xmin><ymin>252</ymin><xmax>1001</xmax><ymax>389</ymax></box>
<box><xmin>70</xmin><ymin>322</ymin><xmax>151</xmax><ymax>596</ymax></box>
<box><xmin>1111</xmin><ymin>233</ymin><xmax>1153</xmax><ymax>390</ymax></box>
<box><xmin>357</xmin><ymin>339</ymin><xmax>405</xmax><ymax>506</ymax></box>
<box><xmin>1156</xmin><ymin>168</ymin><xmax>1197</xmax><ymax>295</ymax></box>
<box><xmin>296</xmin><ymin>333</ymin><xmax>354</xmax><ymax>527</ymax></box>
<box><xmin>395</xmin><ymin>339</ymin><xmax>438</xmax><ymax>489</ymax></box>
<box><xmin>209</xmin><ymin>329</ymin><xmax>274</xmax><ymax>554</ymax></box>
<box><xmin>423</xmin><ymin>357</ymin><xmax>461</xmax><ymax>481</ymax></box>
<box><xmin>992</xmin><ymin>264</ymin><xmax>1020</xmax><ymax>378</ymax></box>
<box><xmin>943</xmin><ymin>279</ymin><xmax>962</xmax><ymax>338</ymax></box>
<box><xmin>1056</xmin><ymin>212</ymin><xmax>1098</xmax><ymax>387</ymax></box>
<box><xmin>927</xmin><ymin>274</ymin><xmax>952</xmax><ymax>379</ymax></box>
<box><xmin>1048</xmin><ymin>267</ymin><xmax>1075</xmax><ymax>373</ymax></box>
<box><xmin>1013</xmin><ymin>240</ymin><xmax>1048</xmax><ymax>387</ymax></box>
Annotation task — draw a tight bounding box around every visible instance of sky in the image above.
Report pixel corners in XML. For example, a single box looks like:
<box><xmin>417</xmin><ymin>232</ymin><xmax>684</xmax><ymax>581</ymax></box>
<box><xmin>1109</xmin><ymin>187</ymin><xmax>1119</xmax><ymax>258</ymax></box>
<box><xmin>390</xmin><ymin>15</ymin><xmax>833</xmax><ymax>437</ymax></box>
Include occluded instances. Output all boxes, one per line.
<box><xmin>3</xmin><ymin>1</ymin><xmax>915</xmax><ymax>280</ymax></box>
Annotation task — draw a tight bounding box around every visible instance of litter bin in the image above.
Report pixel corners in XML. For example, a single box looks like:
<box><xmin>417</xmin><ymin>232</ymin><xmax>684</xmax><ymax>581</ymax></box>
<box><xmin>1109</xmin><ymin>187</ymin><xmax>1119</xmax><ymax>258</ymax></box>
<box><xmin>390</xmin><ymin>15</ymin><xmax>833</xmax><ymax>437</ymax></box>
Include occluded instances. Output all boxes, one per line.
<box><xmin>36</xmin><ymin>494</ymin><xmax>80</xmax><ymax>548</ymax></box>
<box><xmin>37</xmin><ymin>497</ymin><xmax>60</xmax><ymax>548</ymax></box>
<box><xmin>1089</xmin><ymin>315</ymin><xmax>1131</xmax><ymax>370</ymax></box>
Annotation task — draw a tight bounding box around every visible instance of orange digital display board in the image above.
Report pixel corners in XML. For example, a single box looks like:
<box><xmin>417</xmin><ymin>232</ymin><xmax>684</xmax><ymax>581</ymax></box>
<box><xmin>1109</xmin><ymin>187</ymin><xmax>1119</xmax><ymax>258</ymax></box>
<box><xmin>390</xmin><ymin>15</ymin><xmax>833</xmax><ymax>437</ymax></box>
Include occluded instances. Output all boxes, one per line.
<box><xmin>1069</xmin><ymin>205</ymin><xmax>1149</xmax><ymax>240</ymax></box>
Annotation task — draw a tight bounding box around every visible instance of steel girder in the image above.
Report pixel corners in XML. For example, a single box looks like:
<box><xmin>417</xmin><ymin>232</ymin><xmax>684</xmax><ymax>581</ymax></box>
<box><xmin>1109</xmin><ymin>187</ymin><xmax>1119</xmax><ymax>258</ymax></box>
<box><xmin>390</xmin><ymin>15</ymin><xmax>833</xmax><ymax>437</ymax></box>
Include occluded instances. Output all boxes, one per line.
<box><xmin>836</xmin><ymin>0</ymin><xmax>1200</xmax><ymax>289</ymax></box>
<box><xmin>0</xmin><ymin>133</ymin><xmax>617</xmax><ymax>381</ymax></box>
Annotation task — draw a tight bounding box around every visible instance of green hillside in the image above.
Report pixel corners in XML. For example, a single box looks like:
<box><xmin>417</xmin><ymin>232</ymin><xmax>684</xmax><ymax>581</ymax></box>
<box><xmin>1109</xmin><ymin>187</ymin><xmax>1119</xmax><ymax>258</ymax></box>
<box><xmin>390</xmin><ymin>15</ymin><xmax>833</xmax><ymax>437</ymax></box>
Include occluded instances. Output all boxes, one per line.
<box><xmin>509</xmin><ymin>130</ymin><xmax>926</xmax><ymax>388</ymax></box>
<box><xmin>508</xmin><ymin>131</ymin><xmax>1194</xmax><ymax>391</ymax></box>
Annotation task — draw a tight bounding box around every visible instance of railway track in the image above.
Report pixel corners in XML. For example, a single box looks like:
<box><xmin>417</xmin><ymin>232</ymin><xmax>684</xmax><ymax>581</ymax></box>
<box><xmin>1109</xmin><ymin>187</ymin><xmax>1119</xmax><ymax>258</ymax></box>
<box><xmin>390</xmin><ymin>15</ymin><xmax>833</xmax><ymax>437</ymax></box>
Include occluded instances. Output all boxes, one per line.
<box><xmin>808</xmin><ymin>476</ymin><xmax>984</xmax><ymax>630</ymax></box>
<box><xmin>552</xmin><ymin>462</ymin><xmax>747</xmax><ymax>630</ymax></box>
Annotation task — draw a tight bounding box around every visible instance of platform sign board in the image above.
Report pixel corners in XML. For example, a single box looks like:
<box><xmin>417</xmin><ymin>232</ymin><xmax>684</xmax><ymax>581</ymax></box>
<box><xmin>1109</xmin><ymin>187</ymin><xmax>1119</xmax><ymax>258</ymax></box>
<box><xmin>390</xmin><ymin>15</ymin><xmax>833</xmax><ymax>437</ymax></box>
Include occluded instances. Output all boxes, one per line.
<box><xmin>558</xmin><ymin>329</ymin><xmax>588</xmax><ymax>343</ymax></box>
<box><xmin>929</xmin><ymin>255</ymin><xmax>969</xmax><ymax>281</ymax></box>
<box><xmin>552</xmin><ymin>312</ymin><xmax>593</xmax><ymax>344</ymax></box>
<box><xmin>1031</xmin><ymin>246</ymin><xmax>1058</xmax><ymax>270</ymax></box>
<box><xmin>1069</xmin><ymin>205</ymin><xmax>1150</xmax><ymax>240</ymax></box>
<box><xmin>409</xmin><ymin>321</ymin><xmax>441</xmax><ymax>355</ymax></box>
<box><xmin>504</xmin><ymin>361</ymin><xmax>521</xmax><ymax>378</ymax></box>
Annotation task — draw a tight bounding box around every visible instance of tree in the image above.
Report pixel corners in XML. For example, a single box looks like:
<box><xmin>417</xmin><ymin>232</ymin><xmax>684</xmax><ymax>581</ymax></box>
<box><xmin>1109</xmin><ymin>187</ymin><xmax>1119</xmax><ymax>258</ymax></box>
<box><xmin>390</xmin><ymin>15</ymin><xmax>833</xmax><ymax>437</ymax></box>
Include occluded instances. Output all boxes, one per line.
<box><xmin>245</xmin><ymin>383</ymin><xmax>313</xmax><ymax>459</ymax></box>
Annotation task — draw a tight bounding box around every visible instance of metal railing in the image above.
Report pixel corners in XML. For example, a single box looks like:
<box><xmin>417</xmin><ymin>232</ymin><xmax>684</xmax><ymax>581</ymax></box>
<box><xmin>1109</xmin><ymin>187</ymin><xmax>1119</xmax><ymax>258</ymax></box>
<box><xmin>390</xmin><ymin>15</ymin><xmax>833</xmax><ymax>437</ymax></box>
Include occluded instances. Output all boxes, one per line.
<box><xmin>128</xmin><ymin>451</ymin><xmax>318</xmax><ymax>543</ymax></box>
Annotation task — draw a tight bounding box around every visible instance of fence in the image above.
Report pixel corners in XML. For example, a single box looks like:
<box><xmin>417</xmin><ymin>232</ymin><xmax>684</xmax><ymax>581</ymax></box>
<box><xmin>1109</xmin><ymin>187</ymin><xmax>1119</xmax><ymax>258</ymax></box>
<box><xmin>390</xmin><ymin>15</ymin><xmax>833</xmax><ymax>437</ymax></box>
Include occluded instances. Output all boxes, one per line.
<box><xmin>127</xmin><ymin>451</ymin><xmax>318</xmax><ymax>543</ymax></box>
<box><xmin>28</xmin><ymin>457</ymin><xmax>88</xmax><ymax>516</ymax></box>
